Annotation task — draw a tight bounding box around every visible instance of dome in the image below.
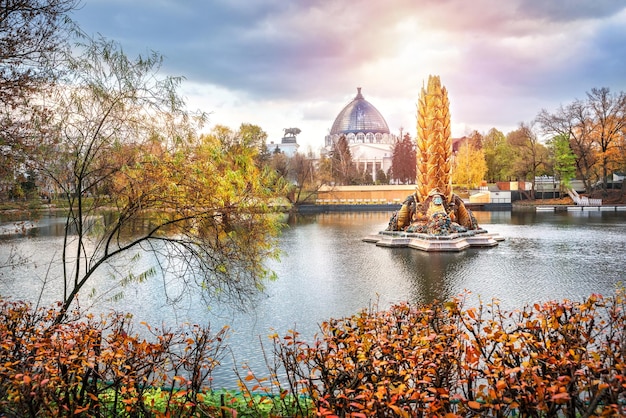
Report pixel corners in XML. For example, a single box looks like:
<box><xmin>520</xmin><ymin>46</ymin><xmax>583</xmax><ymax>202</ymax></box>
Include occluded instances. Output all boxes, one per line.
<box><xmin>330</xmin><ymin>87</ymin><xmax>390</xmax><ymax>135</ymax></box>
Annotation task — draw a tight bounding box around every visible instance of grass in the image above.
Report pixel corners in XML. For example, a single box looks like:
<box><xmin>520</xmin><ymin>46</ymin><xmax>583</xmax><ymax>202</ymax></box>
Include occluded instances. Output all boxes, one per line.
<box><xmin>95</xmin><ymin>387</ymin><xmax>314</xmax><ymax>417</ymax></box>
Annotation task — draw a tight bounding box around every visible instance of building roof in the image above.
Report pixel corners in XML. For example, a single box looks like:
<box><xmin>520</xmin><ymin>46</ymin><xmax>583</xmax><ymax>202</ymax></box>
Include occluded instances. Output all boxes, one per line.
<box><xmin>330</xmin><ymin>87</ymin><xmax>390</xmax><ymax>135</ymax></box>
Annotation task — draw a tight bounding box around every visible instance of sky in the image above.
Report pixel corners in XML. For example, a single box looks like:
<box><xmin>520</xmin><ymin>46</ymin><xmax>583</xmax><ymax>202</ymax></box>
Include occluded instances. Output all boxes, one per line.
<box><xmin>71</xmin><ymin>0</ymin><xmax>626</xmax><ymax>152</ymax></box>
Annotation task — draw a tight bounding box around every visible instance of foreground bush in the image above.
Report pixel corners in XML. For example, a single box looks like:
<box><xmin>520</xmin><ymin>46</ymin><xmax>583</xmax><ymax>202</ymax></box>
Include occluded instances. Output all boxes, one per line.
<box><xmin>1</xmin><ymin>290</ymin><xmax>625</xmax><ymax>417</ymax></box>
<box><xmin>0</xmin><ymin>299</ymin><xmax>311</xmax><ymax>417</ymax></box>
<box><xmin>268</xmin><ymin>290</ymin><xmax>626</xmax><ymax>417</ymax></box>
<box><xmin>0</xmin><ymin>300</ymin><xmax>222</xmax><ymax>416</ymax></box>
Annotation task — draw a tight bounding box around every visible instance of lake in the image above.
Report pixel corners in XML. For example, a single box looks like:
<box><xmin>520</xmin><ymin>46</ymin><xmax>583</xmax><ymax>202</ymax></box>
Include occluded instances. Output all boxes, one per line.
<box><xmin>1</xmin><ymin>208</ymin><xmax>625</xmax><ymax>388</ymax></box>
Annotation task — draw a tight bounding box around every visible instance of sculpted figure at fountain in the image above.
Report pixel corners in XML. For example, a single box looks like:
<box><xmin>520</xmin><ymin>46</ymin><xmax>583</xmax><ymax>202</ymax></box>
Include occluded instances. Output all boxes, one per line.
<box><xmin>387</xmin><ymin>188</ymin><xmax>478</xmax><ymax>235</ymax></box>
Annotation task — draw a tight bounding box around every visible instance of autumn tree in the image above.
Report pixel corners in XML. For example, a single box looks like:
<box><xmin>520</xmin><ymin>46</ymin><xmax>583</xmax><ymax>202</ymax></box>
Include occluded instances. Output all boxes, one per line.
<box><xmin>0</xmin><ymin>0</ymin><xmax>77</xmax><ymax>106</ymax></box>
<box><xmin>507</xmin><ymin>123</ymin><xmax>549</xmax><ymax>198</ymax></box>
<box><xmin>266</xmin><ymin>149</ymin><xmax>328</xmax><ymax>204</ymax></box>
<box><xmin>238</xmin><ymin>123</ymin><xmax>272</xmax><ymax>167</ymax></box>
<box><xmin>316</xmin><ymin>154</ymin><xmax>334</xmax><ymax>186</ymax></box>
<box><xmin>518</xmin><ymin>88</ymin><xmax>626</xmax><ymax>197</ymax></box>
<box><xmin>285</xmin><ymin>152</ymin><xmax>321</xmax><ymax>205</ymax></box>
<box><xmin>482</xmin><ymin>128</ymin><xmax>513</xmax><ymax>182</ymax></box>
<box><xmin>452</xmin><ymin>142</ymin><xmax>487</xmax><ymax>189</ymax></box>
<box><xmin>390</xmin><ymin>132</ymin><xmax>416</xmax><ymax>184</ymax></box>
<box><xmin>538</xmin><ymin>101</ymin><xmax>596</xmax><ymax>193</ymax></box>
<box><xmin>27</xmin><ymin>36</ymin><xmax>286</xmax><ymax>324</ymax></box>
<box><xmin>617</xmin><ymin>131</ymin><xmax>626</xmax><ymax>197</ymax></box>
<box><xmin>0</xmin><ymin>0</ymin><xmax>78</xmax><ymax>197</ymax></box>
<box><xmin>466</xmin><ymin>129</ymin><xmax>483</xmax><ymax>149</ymax></box>
<box><xmin>208</xmin><ymin>123</ymin><xmax>268</xmax><ymax>158</ymax></box>
<box><xmin>268</xmin><ymin>150</ymin><xmax>289</xmax><ymax>178</ymax></box>
<box><xmin>329</xmin><ymin>135</ymin><xmax>355</xmax><ymax>185</ymax></box>
<box><xmin>586</xmin><ymin>87</ymin><xmax>626</xmax><ymax>193</ymax></box>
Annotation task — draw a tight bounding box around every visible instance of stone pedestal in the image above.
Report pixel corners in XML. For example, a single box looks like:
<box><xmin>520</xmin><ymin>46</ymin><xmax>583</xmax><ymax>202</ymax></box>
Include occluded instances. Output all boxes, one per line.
<box><xmin>363</xmin><ymin>229</ymin><xmax>502</xmax><ymax>252</ymax></box>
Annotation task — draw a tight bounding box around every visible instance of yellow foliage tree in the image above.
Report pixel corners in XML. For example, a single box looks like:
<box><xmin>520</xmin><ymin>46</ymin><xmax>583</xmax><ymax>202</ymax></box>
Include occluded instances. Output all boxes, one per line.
<box><xmin>452</xmin><ymin>142</ymin><xmax>488</xmax><ymax>189</ymax></box>
<box><xmin>31</xmin><ymin>36</ymin><xmax>287</xmax><ymax>323</ymax></box>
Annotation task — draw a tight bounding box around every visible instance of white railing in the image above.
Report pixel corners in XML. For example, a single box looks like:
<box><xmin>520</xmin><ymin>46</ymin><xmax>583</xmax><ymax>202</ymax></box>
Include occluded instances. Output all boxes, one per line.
<box><xmin>567</xmin><ymin>189</ymin><xmax>602</xmax><ymax>206</ymax></box>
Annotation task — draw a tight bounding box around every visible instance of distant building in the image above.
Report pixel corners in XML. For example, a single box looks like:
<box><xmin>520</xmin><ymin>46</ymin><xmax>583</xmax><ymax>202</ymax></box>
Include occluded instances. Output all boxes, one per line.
<box><xmin>267</xmin><ymin>128</ymin><xmax>300</xmax><ymax>157</ymax></box>
<box><xmin>324</xmin><ymin>88</ymin><xmax>397</xmax><ymax>182</ymax></box>
<box><xmin>321</xmin><ymin>87</ymin><xmax>472</xmax><ymax>183</ymax></box>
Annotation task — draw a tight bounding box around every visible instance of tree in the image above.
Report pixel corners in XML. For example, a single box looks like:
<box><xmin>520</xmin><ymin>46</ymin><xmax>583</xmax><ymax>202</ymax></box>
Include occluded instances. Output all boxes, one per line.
<box><xmin>239</xmin><ymin>123</ymin><xmax>272</xmax><ymax>167</ymax></box>
<box><xmin>0</xmin><ymin>0</ymin><xmax>77</xmax><ymax>106</ymax></box>
<box><xmin>268</xmin><ymin>150</ymin><xmax>289</xmax><ymax>179</ymax></box>
<box><xmin>390</xmin><ymin>133</ymin><xmax>416</xmax><ymax>184</ymax></box>
<box><xmin>267</xmin><ymin>146</ymin><xmax>350</xmax><ymax>204</ymax></box>
<box><xmin>209</xmin><ymin>123</ymin><xmax>267</xmax><ymax>152</ymax></box>
<box><xmin>375</xmin><ymin>168</ymin><xmax>388</xmax><ymax>185</ymax></box>
<box><xmin>238</xmin><ymin>123</ymin><xmax>268</xmax><ymax>149</ymax></box>
<box><xmin>28</xmin><ymin>36</ymin><xmax>286</xmax><ymax>324</ymax></box>
<box><xmin>0</xmin><ymin>0</ymin><xmax>79</xmax><ymax>196</ymax></box>
<box><xmin>547</xmin><ymin>133</ymin><xmax>577</xmax><ymax>193</ymax></box>
<box><xmin>286</xmin><ymin>152</ymin><xmax>321</xmax><ymax>205</ymax></box>
<box><xmin>316</xmin><ymin>154</ymin><xmax>334</xmax><ymax>186</ymax></box>
<box><xmin>539</xmin><ymin>100</ymin><xmax>597</xmax><ymax>193</ymax></box>
<box><xmin>586</xmin><ymin>87</ymin><xmax>626</xmax><ymax>193</ymax></box>
<box><xmin>507</xmin><ymin>122</ymin><xmax>549</xmax><ymax>198</ymax></box>
<box><xmin>329</xmin><ymin>135</ymin><xmax>355</xmax><ymax>185</ymax></box>
<box><xmin>467</xmin><ymin>130</ymin><xmax>483</xmax><ymax>149</ymax></box>
<box><xmin>206</xmin><ymin>123</ymin><xmax>271</xmax><ymax>169</ymax></box>
<box><xmin>618</xmin><ymin>132</ymin><xmax>626</xmax><ymax>199</ymax></box>
<box><xmin>482</xmin><ymin>128</ymin><xmax>513</xmax><ymax>182</ymax></box>
<box><xmin>452</xmin><ymin>142</ymin><xmax>487</xmax><ymax>189</ymax></box>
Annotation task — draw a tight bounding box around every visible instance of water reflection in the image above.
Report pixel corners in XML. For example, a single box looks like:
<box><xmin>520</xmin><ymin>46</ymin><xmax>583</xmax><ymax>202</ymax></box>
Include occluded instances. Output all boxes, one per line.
<box><xmin>0</xmin><ymin>211</ymin><xmax>67</xmax><ymax>238</ymax></box>
<box><xmin>386</xmin><ymin>249</ymin><xmax>478</xmax><ymax>304</ymax></box>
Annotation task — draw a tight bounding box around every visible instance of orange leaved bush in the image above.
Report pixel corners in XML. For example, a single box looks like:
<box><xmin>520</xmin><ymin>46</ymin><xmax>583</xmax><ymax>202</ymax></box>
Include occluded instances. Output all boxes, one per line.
<box><xmin>2</xmin><ymin>289</ymin><xmax>625</xmax><ymax>417</ymax></box>
<box><xmin>0</xmin><ymin>299</ymin><xmax>228</xmax><ymax>417</ymax></box>
<box><xmin>266</xmin><ymin>290</ymin><xmax>626</xmax><ymax>417</ymax></box>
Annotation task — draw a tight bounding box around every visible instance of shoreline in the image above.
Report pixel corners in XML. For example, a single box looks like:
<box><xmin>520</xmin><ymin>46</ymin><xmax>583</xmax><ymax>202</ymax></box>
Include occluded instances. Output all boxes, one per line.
<box><xmin>2</xmin><ymin>200</ymin><xmax>626</xmax><ymax>217</ymax></box>
<box><xmin>294</xmin><ymin>202</ymin><xmax>513</xmax><ymax>213</ymax></box>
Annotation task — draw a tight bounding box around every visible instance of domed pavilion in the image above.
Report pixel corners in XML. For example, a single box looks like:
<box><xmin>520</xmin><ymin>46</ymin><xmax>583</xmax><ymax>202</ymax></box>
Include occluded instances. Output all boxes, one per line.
<box><xmin>324</xmin><ymin>87</ymin><xmax>396</xmax><ymax>182</ymax></box>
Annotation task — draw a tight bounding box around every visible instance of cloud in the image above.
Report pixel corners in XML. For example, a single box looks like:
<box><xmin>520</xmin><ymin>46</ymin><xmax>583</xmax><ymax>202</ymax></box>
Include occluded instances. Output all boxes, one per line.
<box><xmin>518</xmin><ymin>0</ymin><xmax>625</xmax><ymax>21</ymax></box>
<box><xmin>72</xmin><ymin>0</ymin><xmax>626</xmax><ymax>146</ymax></box>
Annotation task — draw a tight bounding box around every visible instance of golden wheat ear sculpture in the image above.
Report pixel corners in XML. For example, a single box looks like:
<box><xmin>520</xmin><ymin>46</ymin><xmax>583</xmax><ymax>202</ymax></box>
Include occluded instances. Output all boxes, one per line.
<box><xmin>415</xmin><ymin>75</ymin><xmax>453</xmax><ymax>204</ymax></box>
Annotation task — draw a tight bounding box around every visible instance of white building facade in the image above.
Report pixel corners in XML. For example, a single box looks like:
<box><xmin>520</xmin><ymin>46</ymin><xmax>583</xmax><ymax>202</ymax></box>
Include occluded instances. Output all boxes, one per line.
<box><xmin>324</xmin><ymin>88</ymin><xmax>397</xmax><ymax>182</ymax></box>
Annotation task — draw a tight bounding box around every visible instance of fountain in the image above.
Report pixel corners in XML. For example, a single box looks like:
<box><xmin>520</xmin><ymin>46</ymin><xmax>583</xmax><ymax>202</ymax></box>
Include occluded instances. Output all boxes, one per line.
<box><xmin>363</xmin><ymin>76</ymin><xmax>503</xmax><ymax>251</ymax></box>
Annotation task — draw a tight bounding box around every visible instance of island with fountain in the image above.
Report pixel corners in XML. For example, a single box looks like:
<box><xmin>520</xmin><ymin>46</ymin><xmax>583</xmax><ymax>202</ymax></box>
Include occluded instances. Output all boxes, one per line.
<box><xmin>363</xmin><ymin>75</ymin><xmax>503</xmax><ymax>251</ymax></box>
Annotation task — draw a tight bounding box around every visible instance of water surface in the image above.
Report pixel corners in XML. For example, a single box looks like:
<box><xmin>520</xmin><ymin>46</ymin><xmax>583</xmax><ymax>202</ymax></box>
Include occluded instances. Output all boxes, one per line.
<box><xmin>1</xmin><ymin>209</ymin><xmax>625</xmax><ymax>388</ymax></box>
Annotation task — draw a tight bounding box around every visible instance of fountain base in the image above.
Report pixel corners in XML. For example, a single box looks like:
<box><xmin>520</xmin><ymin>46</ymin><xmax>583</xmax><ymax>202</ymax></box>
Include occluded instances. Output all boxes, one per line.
<box><xmin>362</xmin><ymin>229</ymin><xmax>503</xmax><ymax>252</ymax></box>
